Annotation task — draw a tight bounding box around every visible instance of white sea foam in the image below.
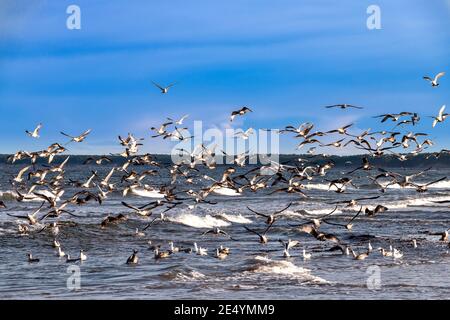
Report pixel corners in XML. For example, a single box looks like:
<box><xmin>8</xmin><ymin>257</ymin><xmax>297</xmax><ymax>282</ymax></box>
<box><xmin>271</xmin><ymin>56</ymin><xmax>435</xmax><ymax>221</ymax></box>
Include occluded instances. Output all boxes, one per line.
<box><xmin>283</xmin><ymin>208</ymin><xmax>343</xmax><ymax>217</ymax></box>
<box><xmin>248</xmin><ymin>256</ymin><xmax>328</xmax><ymax>283</ymax></box>
<box><xmin>212</xmin><ymin>187</ymin><xmax>241</xmax><ymax>196</ymax></box>
<box><xmin>1</xmin><ymin>189</ymin><xmax>64</xmax><ymax>202</ymax></box>
<box><xmin>385</xmin><ymin>195</ymin><xmax>450</xmax><ymax>210</ymax></box>
<box><xmin>383</xmin><ymin>179</ymin><xmax>450</xmax><ymax>190</ymax></box>
<box><xmin>173</xmin><ymin>270</ymin><xmax>206</xmax><ymax>281</ymax></box>
<box><xmin>130</xmin><ymin>188</ymin><xmax>165</xmax><ymax>198</ymax></box>
<box><xmin>168</xmin><ymin>213</ymin><xmax>231</xmax><ymax>228</ymax></box>
<box><xmin>304</xmin><ymin>183</ymin><xmax>357</xmax><ymax>191</ymax></box>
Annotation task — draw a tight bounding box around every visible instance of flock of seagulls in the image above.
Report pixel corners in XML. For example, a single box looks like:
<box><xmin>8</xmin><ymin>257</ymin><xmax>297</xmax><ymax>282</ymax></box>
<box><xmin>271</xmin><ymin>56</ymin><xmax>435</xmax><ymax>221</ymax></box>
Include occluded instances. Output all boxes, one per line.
<box><xmin>2</xmin><ymin>73</ymin><xmax>449</xmax><ymax>269</ymax></box>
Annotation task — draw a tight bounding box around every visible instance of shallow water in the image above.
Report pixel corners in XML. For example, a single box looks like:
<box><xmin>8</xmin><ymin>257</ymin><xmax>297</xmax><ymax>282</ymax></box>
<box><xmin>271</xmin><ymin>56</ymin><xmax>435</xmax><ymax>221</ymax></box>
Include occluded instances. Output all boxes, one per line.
<box><xmin>0</xmin><ymin>159</ymin><xmax>449</xmax><ymax>300</ymax></box>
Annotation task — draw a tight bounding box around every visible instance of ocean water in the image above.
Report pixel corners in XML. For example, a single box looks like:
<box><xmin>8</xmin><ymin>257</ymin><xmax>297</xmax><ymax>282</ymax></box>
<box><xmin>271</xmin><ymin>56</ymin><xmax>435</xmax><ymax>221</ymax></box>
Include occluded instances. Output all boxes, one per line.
<box><xmin>0</xmin><ymin>155</ymin><xmax>449</xmax><ymax>300</ymax></box>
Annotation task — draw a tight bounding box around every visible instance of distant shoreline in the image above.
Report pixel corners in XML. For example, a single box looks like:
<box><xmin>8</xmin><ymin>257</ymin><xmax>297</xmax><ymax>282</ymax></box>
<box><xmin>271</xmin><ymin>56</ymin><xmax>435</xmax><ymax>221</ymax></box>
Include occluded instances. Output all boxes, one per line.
<box><xmin>1</xmin><ymin>153</ymin><xmax>449</xmax><ymax>168</ymax></box>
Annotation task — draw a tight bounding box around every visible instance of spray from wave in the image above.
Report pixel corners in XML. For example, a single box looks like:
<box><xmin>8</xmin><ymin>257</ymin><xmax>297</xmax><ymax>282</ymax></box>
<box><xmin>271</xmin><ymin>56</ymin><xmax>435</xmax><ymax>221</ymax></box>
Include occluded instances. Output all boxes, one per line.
<box><xmin>245</xmin><ymin>256</ymin><xmax>329</xmax><ymax>284</ymax></box>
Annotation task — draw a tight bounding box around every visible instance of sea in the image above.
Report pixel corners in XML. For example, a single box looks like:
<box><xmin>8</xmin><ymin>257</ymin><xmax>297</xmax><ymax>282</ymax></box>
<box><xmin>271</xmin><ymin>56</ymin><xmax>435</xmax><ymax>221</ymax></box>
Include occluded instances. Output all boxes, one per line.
<box><xmin>0</xmin><ymin>154</ymin><xmax>449</xmax><ymax>300</ymax></box>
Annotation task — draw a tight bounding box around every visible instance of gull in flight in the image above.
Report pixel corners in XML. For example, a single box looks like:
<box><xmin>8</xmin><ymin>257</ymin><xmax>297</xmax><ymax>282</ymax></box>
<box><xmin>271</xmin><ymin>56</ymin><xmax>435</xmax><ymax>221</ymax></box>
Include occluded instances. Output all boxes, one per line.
<box><xmin>26</xmin><ymin>123</ymin><xmax>42</xmax><ymax>138</ymax></box>
<box><xmin>431</xmin><ymin>105</ymin><xmax>448</xmax><ymax>128</ymax></box>
<box><xmin>423</xmin><ymin>72</ymin><xmax>445</xmax><ymax>87</ymax></box>
<box><xmin>13</xmin><ymin>165</ymin><xmax>31</xmax><ymax>183</ymax></box>
<box><xmin>60</xmin><ymin>129</ymin><xmax>92</xmax><ymax>144</ymax></box>
<box><xmin>167</xmin><ymin>114</ymin><xmax>189</xmax><ymax>125</ymax></box>
<box><xmin>230</xmin><ymin>106</ymin><xmax>252</xmax><ymax>122</ymax></box>
<box><xmin>152</xmin><ymin>81</ymin><xmax>176</xmax><ymax>94</ymax></box>
<box><xmin>324</xmin><ymin>104</ymin><xmax>363</xmax><ymax>110</ymax></box>
<box><xmin>234</xmin><ymin>128</ymin><xmax>254</xmax><ymax>140</ymax></box>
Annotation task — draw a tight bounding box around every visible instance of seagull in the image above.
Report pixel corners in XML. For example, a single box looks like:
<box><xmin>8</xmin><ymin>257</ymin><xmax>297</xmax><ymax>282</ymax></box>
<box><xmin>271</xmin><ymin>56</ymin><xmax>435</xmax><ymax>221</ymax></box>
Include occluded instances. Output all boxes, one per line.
<box><xmin>234</xmin><ymin>128</ymin><xmax>254</xmax><ymax>140</ymax></box>
<box><xmin>154</xmin><ymin>248</ymin><xmax>171</xmax><ymax>260</ymax></box>
<box><xmin>379</xmin><ymin>246</ymin><xmax>393</xmax><ymax>257</ymax></box>
<box><xmin>152</xmin><ymin>81</ymin><xmax>176</xmax><ymax>94</ymax></box>
<box><xmin>279</xmin><ymin>239</ymin><xmax>299</xmax><ymax>258</ymax></box>
<box><xmin>428</xmin><ymin>229</ymin><xmax>449</xmax><ymax>242</ymax></box>
<box><xmin>246</xmin><ymin>203</ymin><xmax>292</xmax><ymax>224</ymax></box>
<box><xmin>60</xmin><ymin>129</ymin><xmax>92</xmax><ymax>144</ymax></box>
<box><xmin>431</xmin><ymin>105</ymin><xmax>448</xmax><ymax>128</ymax></box>
<box><xmin>423</xmin><ymin>72</ymin><xmax>445</xmax><ymax>87</ymax></box>
<box><xmin>65</xmin><ymin>254</ymin><xmax>80</xmax><ymax>263</ymax></box>
<box><xmin>7</xmin><ymin>201</ymin><xmax>45</xmax><ymax>225</ymax></box>
<box><xmin>329</xmin><ymin>196</ymin><xmax>380</xmax><ymax>208</ymax></box>
<box><xmin>215</xmin><ymin>248</ymin><xmax>228</xmax><ymax>260</ymax></box>
<box><xmin>194</xmin><ymin>243</ymin><xmax>208</xmax><ymax>256</ymax></box>
<box><xmin>25</xmin><ymin>123</ymin><xmax>42</xmax><ymax>138</ymax></box>
<box><xmin>244</xmin><ymin>222</ymin><xmax>275</xmax><ymax>244</ymax></box>
<box><xmin>324</xmin><ymin>104</ymin><xmax>363</xmax><ymax>109</ymax></box>
<box><xmin>121</xmin><ymin>201</ymin><xmax>153</xmax><ymax>217</ymax></box>
<box><xmin>365</xmin><ymin>205</ymin><xmax>388</xmax><ymax>217</ymax></box>
<box><xmin>410</xmin><ymin>176</ymin><xmax>447</xmax><ymax>193</ymax></box>
<box><xmin>79</xmin><ymin>249</ymin><xmax>87</xmax><ymax>261</ymax></box>
<box><xmin>230</xmin><ymin>106</ymin><xmax>252</xmax><ymax>122</ymax></box>
<box><xmin>350</xmin><ymin>248</ymin><xmax>370</xmax><ymax>260</ymax></box>
<box><xmin>27</xmin><ymin>253</ymin><xmax>40</xmax><ymax>263</ymax></box>
<box><xmin>56</xmin><ymin>247</ymin><xmax>66</xmax><ymax>257</ymax></box>
<box><xmin>167</xmin><ymin>114</ymin><xmax>189</xmax><ymax>125</ymax></box>
<box><xmin>326</xmin><ymin>123</ymin><xmax>353</xmax><ymax>135</ymax></box>
<box><xmin>13</xmin><ymin>166</ymin><xmax>31</xmax><ymax>183</ymax></box>
<box><xmin>126</xmin><ymin>250</ymin><xmax>139</xmax><ymax>264</ymax></box>
<box><xmin>202</xmin><ymin>227</ymin><xmax>235</xmax><ymax>240</ymax></box>
<box><xmin>303</xmin><ymin>248</ymin><xmax>312</xmax><ymax>260</ymax></box>
<box><xmin>52</xmin><ymin>239</ymin><xmax>61</xmax><ymax>248</ymax></box>
<box><xmin>135</xmin><ymin>228</ymin><xmax>145</xmax><ymax>237</ymax></box>
<box><xmin>322</xmin><ymin>206</ymin><xmax>363</xmax><ymax>230</ymax></box>
<box><xmin>393</xmin><ymin>248</ymin><xmax>403</xmax><ymax>259</ymax></box>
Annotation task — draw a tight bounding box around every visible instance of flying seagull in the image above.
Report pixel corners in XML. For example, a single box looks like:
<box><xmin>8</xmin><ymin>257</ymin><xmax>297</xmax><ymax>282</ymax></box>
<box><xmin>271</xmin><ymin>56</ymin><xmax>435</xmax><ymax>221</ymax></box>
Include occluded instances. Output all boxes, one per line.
<box><xmin>324</xmin><ymin>104</ymin><xmax>363</xmax><ymax>110</ymax></box>
<box><xmin>60</xmin><ymin>129</ymin><xmax>92</xmax><ymax>144</ymax></box>
<box><xmin>423</xmin><ymin>72</ymin><xmax>445</xmax><ymax>87</ymax></box>
<box><xmin>431</xmin><ymin>105</ymin><xmax>448</xmax><ymax>128</ymax></box>
<box><xmin>152</xmin><ymin>81</ymin><xmax>176</xmax><ymax>94</ymax></box>
<box><xmin>230</xmin><ymin>106</ymin><xmax>252</xmax><ymax>122</ymax></box>
<box><xmin>25</xmin><ymin>123</ymin><xmax>42</xmax><ymax>138</ymax></box>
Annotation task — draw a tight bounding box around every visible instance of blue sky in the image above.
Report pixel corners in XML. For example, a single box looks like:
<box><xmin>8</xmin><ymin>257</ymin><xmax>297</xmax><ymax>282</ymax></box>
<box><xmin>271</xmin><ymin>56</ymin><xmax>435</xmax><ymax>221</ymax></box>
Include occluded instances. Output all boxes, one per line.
<box><xmin>0</xmin><ymin>0</ymin><xmax>449</xmax><ymax>154</ymax></box>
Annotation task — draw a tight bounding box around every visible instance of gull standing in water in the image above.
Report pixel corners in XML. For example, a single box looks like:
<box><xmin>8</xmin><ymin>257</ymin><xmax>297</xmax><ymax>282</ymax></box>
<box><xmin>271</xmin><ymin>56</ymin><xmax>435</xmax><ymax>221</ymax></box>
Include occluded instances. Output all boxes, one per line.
<box><xmin>79</xmin><ymin>249</ymin><xmax>87</xmax><ymax>261</ymax></box>
<box><xmin>56</xmin><ymin>247</ymin><xmax>66</xmax><ymax>257</ymax></box>
<box><xmin>215</xmin><ymin>248</ymin><xmax>228</xmax><ymax>260</ymax></box>
<box><xmin>194</xmin><ymin>243</ymin><xmax>208</xmax><ymax>256</ymax></box>
<box><xmin>126</xmin><ymin>250</ymin><xmax>139</xmax><ymax>264</ymax></box>
<box><xmin>350</xmin><ymin>248</ymin><xmax>370</xmax><ymax>260</ymax></box>
<box><xmin>66</xmin><ymin>254</ymin><xmax>80</xmax><ymax>263</ymax></box>
<box><xmin>428</xmin><ymin>229</ymin><xmax>449</xmax><ymax>242</ymax></box>
<box><xmin>303</xmin><ymin>248</ymin><xmax>312</xmax><ymax>260</ymax></box>
<box><xmin>27</xmin><ymin>253</ymin><xmax>40</xmax><ymax>263</ymax></box>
